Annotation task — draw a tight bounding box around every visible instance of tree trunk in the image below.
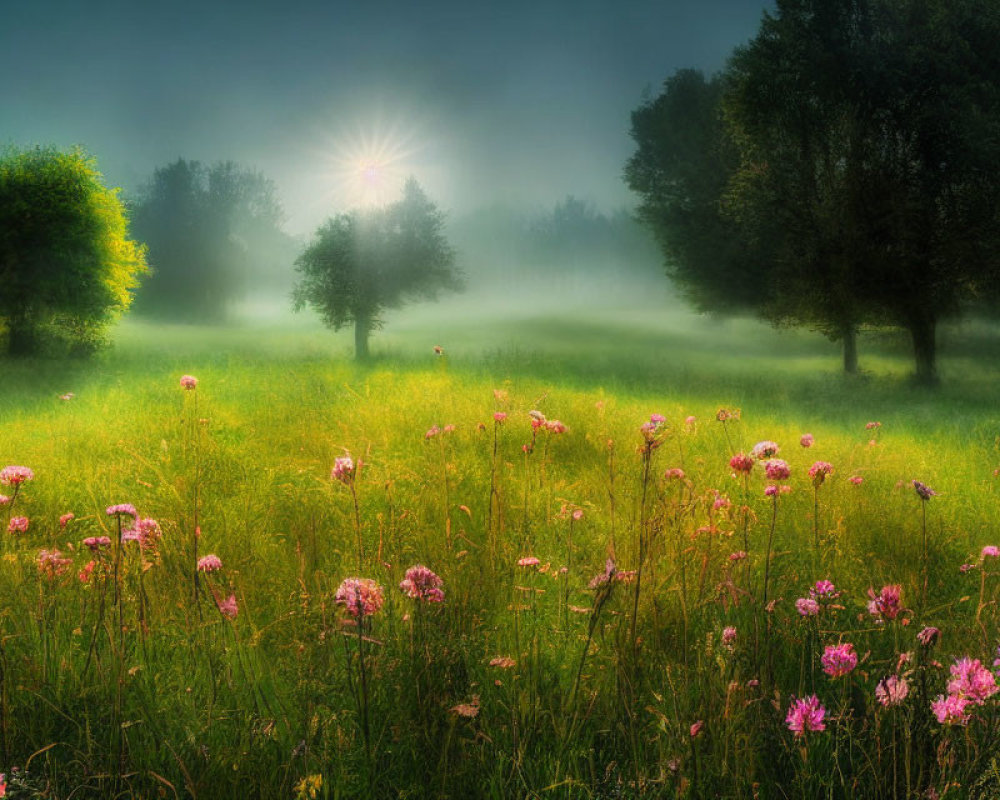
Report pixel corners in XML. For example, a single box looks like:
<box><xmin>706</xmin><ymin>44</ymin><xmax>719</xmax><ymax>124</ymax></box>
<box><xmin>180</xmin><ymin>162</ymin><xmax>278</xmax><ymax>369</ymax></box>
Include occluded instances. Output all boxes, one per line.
<box><xmin>908</xmin><ymin>315</ymin><xmax>938</xmax><ymax>386</ymax></box>
<box><xmin>354</xmin><ymin>314</ymin><xmax>370</xmax><ymax>361</ymax></box>
<box><xmin>842</xmin><ymin>325</ymin><xmax>858</xmax><ymax>375</ymax></box>
<box><xmin>6</xmin><ymin>314</ymin><xmax>38</xmax><ymax>356</ymax></box>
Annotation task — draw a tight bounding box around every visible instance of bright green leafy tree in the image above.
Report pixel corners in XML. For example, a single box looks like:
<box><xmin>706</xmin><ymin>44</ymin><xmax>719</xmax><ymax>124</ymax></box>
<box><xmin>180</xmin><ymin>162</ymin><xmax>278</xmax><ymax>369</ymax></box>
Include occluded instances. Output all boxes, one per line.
<box><xmin>0</xmin><ymin>145</ymin><xmax>148</xmax><ymax>355</ymax></box>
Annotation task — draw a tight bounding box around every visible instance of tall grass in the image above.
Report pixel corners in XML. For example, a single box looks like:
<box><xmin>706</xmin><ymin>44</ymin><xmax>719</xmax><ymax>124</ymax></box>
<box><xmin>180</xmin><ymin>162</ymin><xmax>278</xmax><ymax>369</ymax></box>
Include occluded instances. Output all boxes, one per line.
<box><xmin>1</xmin><ymin>312</ymin><xmax>1000</xmax><ymax>797</ymax></box>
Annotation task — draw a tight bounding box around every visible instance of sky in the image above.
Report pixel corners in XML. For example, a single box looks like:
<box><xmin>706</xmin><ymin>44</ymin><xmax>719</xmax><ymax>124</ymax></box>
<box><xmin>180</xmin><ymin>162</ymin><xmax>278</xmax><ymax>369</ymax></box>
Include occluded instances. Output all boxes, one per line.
<box><xmin>2</xmin><ymin>0</ymin><xmax>773</xmax><ymax>236</ymax></box>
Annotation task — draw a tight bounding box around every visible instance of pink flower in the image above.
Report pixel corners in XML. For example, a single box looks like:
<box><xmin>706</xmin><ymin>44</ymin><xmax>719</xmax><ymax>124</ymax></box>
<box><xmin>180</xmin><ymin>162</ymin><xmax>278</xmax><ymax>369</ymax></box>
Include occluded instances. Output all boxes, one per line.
<box><xmin>786</xmin><ymin>695</ymin><xmax>826</xmax><ymax>736</ymax></box>
<box><xmin>331</xmin><ymin>455</ymin><xmax>355</xmax><ymax>484</ymax></box>
<box><xmin>961</xmin><ymin>563</ymin><xmax>977</xmax><ymax>573</ymax></box>
<box><xmin>0</xmin><ymin>465</ymin><xmax>34</xmax><ymax>486</ymax></box>
<box><xmin>664</xmin><ymin>468</ymin><xmax>685</xmax><ymax>480</ymax></box>
<box><xmin>425</xmin><ymin>426</ymin><xmax>440</xmax><ymax>439</ymax></box>
<box><xmin>335</xmin><ymin>577</ymin><xmax>385</xmax><ymax>618</ymax></box>
<box><xmin>821</xmin><ymin>643</ymin><xmax>858</xmax><ymax>678</ymax></box>
<box><xmin>947</xmin><ymin>658</ymin><xmax>998</xmax><ymax>704</ymax></box>
<box><xmin>912</xmin><ymin>480</ymin><xmax>937</xmax><ymax>501</ymax></box>
<box><xmin>399</xmin><ymin>564</ymin><xmax>445</xmax><ymax>603</ymax></box>
<box><xmin>722</xmin><ymin>626</ymin><xmax>737</xmax><ymax>650</ymax></box>
<box><xmin>588</xmin><ymin>558</ymin><xmax>617</xmax><ymax>588</ymax></box>
<box><xmin>932</xmin><ymin>694</ymin><xmax>970</xmax><ymax>725</ymax></box>
<box><xmin>82</xmin><ymin>536</ymin><xmax>111</xmax><ymax>552</ymax></box>
<box><xmin>180</xmin><ymin>375</ymin><xmax>198</xmax><ymax>390</ymax></box>
<box><xmin>572</xmin><ymin>508</ymin><xmax>584</xmax><ymax>521</ymax></box>
<box><xmin>529</xmin><ymin>410</ymin><xmax>546</xmax><ymax>430</ymax></box>
<box><xmin>451</xmin><ymin>695</ymin><xmax>480</xmax><ymax>718</ymax></box>
<box><xmin>490</xmin><ymin>656</ymin><xmax>516</xmax><ymax>669</ymax></box>
<box><xmin>639</xmin><ymin>421</ymin><xmax>659</xmax><ymax>442</ymax></box>
<box><xmin>517</xmin><ymin>556</ymin><xmax>540</xmax><ymax>568</ymax></box>
<box><xmin>136</xmin><ymin>518</ymin><xmax>161</xmax><ymax>550</ymax></box>
<box><xmin>713</xmin><ymin>496</ymin><xmax>732</xmax><ymax>511</ymax></box>
<box><xmin>865</xmin><ymin>421</ymin><xmax>881</xmax><ymax>430</ymax></box>
<box><xmin>37</xmin><ymin>549</ymin><xmax>72</xmax><ymax>580</ymax></box>
<box><xmin>764</xmin><ymin>485</ymin><xmax>778</xmax><ymax>497</ymax></box>
<box><xmin>685</xmin><ymin>415</ymin><xmax>696</xmax><ymax>427</ymax></box>
<box><xmin>197</xmin><ymin>554</ymin><xmax>223</xmax><ymax>572</ymax></box>
<box><xmin>764</xmin><ymin>459</ymin><xmax>790</xmax><ymax>481</ymax></box>
<box><xmin>800</xmin><ymin>433</ymin><xmax>814</xmax><ymax>448</ymax></box>
<box><xmin>729</xmin><ymin>453</ymin><xmax>754</xmax><ymax>474</ymax></box>
<box><xmin>0</xmin><ymin>496</ymin><xmax>7</xmax><ymax>506</ymax></box>
<box><xmin>493</xmin><ymin>412</ymin><xmax>507</xmax><ymax>423</ymax></box>
<box><xmin>750</xmin><ymin>441</ymin><xmax>780</xmax><ymax>460</ymax></box>
<box><xmin>876</xmin><ymin>675</ymin><xmax>910</xmax><ymax>707</ymax></box>
<box><xmin>650</xmin><ymin>413</ymin><xmax>666</xmax><ymax>425</ymax></box>
<box><xmin>7</xmin><ymin>516</ymin><xmax>28</xmax><ymax>534</ymax></box>
<box><xmin>982</xmin><ymin>546</ymin><xmax>1000</xmax><ymax>559</ymax></box>
<box><xmin>78</xmin><ymin>561</ymin><xmax>96</xmax><ymax>583</ymax></box>
<box><xmin>808</xmin><ymin>461</ymin><xmax>833</xmax><ymax>486</ymax></box>
<box><xmin>59</xmin><ymin>512</ymin><xmax>74</xmax><ymax>528</ymax></box>
<box><xmin>728</xmin><ymin>550</ymin><xmax>748</xmax><ymax>562</ymax></box>
<box><xmin>848</xmin><ymin>475</ymin><xmax>863</xmax><ymax>486</ymax></box>
<box><xmin>690</xmin><ymin>720</ymin><xmax>704</xmax><ymax>738</ymax></box>
<box><xmin>105</xmin><ymin>503</ymin><xmax>138</xmax><ymax>518</ymax></box>
<box><xmin>796</xmin><ymin>597</ymin><xmax>820</xmax><ymax>616</ymax></box>
<box><xmin>120</xmin><ymin>527</ymin><xmax>141</xmax><ymax>543</ymax></box>
<box><xmin>810</xmin><ymin>580</ymin><xmax>839</xmax><ymax>600</ymax></box>
<box><xmin>868</xmin><ymin>585</ymin><xmax>903</xmax><ymax>621</ymax></box>
<box><xmin>545</xmin><ymin>419</ymin><xmax>567</xmax><ymax>434</ymax></box>
<box><xmin>215</xmin><ymin>592</ymin><xmax>239</xmax><ymax>620</ymax></box>
<box><xmin>917</xmin><ymin>627</ymin><xmax>940</xmax><ymax>647</ymax></box>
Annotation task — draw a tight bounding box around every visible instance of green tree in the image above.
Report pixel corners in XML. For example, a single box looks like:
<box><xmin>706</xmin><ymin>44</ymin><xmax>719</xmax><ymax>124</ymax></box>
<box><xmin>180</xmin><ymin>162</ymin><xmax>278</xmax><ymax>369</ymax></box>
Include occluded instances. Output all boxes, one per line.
<box><xmin>0</xmin><ymin>145</ymin><xmax>148</xmax><ymax>355</ymax></box>
<box><xmin>725</xmin><ymin>0</ymin><xmax>1000</xmax><ymax>382</ymax></box>
<box><xmin>130</xmin><ymin>159</ymin><xmax>291</xmax><ymax>320</ymax></box>
<box><xmin>627</xmin><ymin>0</ymin><xmax>1000</xmax><ymax>382</ymax></box>
<box><xmin>724</xmin><ymin>0</ymin><xmax>877</xmax><ymax>374</ymax></box>
<box><xmin>293</xmin><ymin>178</ymin><xmax>462</xmax><ymax>360</ymax></box>
<box><xmin>625</xmin><ymin>70</ymin><xmax>775</xmax><ymax>317</ymax></box>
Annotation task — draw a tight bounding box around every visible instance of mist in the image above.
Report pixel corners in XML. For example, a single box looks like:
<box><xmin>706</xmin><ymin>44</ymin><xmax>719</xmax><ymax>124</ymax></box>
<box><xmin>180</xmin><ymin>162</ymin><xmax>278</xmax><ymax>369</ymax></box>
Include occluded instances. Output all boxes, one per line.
<box><xmin>2</xmin><ymin>0</ymin><xmax>776</xmax><ymax>342</ymax></box>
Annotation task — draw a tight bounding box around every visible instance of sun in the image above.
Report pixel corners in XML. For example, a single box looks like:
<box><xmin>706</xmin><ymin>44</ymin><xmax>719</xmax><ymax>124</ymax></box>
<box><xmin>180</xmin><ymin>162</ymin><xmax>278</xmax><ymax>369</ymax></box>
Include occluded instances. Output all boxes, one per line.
<box><xmin>324</xmin><ymin>115</ymin><xmax>422</xmax><ymax>209</ymax></box>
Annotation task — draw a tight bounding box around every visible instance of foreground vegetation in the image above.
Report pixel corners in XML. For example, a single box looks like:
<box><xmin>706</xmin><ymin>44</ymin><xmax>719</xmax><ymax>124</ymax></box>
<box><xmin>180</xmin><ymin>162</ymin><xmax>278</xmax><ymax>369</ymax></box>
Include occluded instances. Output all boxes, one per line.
<box><xmin>2</xmin><ymin>311</ymin><xmax>1000</xmax><ymax>798</ymax></box>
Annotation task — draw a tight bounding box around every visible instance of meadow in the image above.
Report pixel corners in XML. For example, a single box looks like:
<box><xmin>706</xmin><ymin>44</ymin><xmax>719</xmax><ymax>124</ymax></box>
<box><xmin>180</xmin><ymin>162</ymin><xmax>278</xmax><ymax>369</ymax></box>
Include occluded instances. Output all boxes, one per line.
<box><xmin>3</xmin><ymin>300</ymin><xmax>1000</xmax><ymax>799</ymax></box>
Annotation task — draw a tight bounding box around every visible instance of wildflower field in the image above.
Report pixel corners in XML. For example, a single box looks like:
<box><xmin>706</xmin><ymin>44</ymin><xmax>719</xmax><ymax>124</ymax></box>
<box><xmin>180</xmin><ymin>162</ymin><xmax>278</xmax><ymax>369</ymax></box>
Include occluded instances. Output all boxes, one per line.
<box><xmin>4</xmin><ymin>310</ymin><xmax>1000</xmax><ymax>799</ymax></box>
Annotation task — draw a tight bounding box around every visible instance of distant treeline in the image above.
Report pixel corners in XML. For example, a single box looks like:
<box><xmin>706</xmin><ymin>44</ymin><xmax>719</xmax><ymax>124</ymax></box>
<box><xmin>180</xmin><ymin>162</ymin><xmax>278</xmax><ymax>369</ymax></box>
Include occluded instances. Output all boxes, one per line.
<box><xmin>127</xmin><ymin>167</ymin><xmax>662</xmax><ymax>320</ymax></box>
<box><xmin>449</xmin><ymin>196</ymin><xmax>662</xmax><ymax>297</ymax></box>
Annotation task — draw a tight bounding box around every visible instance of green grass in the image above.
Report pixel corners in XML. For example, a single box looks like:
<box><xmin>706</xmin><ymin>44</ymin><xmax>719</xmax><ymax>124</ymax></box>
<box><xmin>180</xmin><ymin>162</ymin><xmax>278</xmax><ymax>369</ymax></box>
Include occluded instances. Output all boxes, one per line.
<box><xmin>2</xmin><ymin>306</ymin><xmax>1000</xmax><ymax>798</ymax></box>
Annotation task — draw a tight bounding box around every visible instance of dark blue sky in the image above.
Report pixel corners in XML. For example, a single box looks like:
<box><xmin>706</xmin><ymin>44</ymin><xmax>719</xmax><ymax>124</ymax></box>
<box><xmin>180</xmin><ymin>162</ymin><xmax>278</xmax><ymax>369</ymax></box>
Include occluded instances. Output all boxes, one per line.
<box><xmin>2</xmin><ymin>0</ymin><xmax>772</xmax><ymax>234</ymax></box>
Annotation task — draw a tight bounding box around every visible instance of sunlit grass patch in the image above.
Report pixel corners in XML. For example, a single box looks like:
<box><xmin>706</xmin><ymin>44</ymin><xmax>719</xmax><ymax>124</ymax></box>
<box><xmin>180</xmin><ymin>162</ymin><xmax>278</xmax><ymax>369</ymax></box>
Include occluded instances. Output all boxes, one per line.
<box><xmin>1</xmin><ymin>315</ymin><xmax>1000</xmax><ymax>797</ymax></box>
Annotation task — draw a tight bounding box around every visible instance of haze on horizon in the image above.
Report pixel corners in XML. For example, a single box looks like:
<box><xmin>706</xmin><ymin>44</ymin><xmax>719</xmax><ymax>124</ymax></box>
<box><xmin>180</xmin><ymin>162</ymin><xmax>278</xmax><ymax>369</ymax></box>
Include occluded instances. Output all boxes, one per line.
<box><xmin>2</xmin><ymin>0</ymin><xmax>773</xmax><ymax>236</ymax></box>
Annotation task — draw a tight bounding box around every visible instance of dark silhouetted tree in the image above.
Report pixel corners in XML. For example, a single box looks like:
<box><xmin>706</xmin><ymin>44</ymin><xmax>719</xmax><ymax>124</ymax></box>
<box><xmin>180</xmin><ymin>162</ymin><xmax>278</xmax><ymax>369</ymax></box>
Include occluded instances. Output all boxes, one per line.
<box><xmin>725</xmin><ymin>0</ymin><xmax>1000</xmax><ymax>383</ymax></box>
<box><xmin>293</xmin><ymin>178</ymin><xmax>462</xmax><ymax>359</ymax></box>
<box><xmin>723</xmin><ymin>0</ymin><xmax>879</xmax><ymax>374</ymax></box>
<box><xmin>628</xmin><ymin>1</ymin><xmax>1000</xmax><ymax>382</ymax></box>
<box><xmin>0</xmin><ymin>146</ymin><xmax>148</xmax><ymax>355</ymax></box>
<box><xmin>625</xmin><ymin>70</ymin><xmax>776</xmax><ymax>317</ymax></box>
<box><xmin>130</xmin><ymin>159</ymin><xmax>290</xmax><ymax>320</ymax></box>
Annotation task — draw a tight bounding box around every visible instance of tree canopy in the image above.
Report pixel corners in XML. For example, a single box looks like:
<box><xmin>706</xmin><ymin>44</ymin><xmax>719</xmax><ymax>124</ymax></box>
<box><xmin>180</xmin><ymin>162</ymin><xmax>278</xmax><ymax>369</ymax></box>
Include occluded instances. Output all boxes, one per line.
<box><xmin>130</xmin><ymin>159</ymin><xmax>292</xmax><ymax>320</ymax></box>
<box><xmin>625</xmin><ymin>69</ymin><xmax>773</xmax><ymax>317</ymax></box>
<box><xmin>0</xmin><ymin>145</ymin><xmax>148</xmax><ymax>355</ymax></box>
<box><xmin>293</xmin><ymin>178</ymin><xmax>462</xmax><ymax>359</ymax></box>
